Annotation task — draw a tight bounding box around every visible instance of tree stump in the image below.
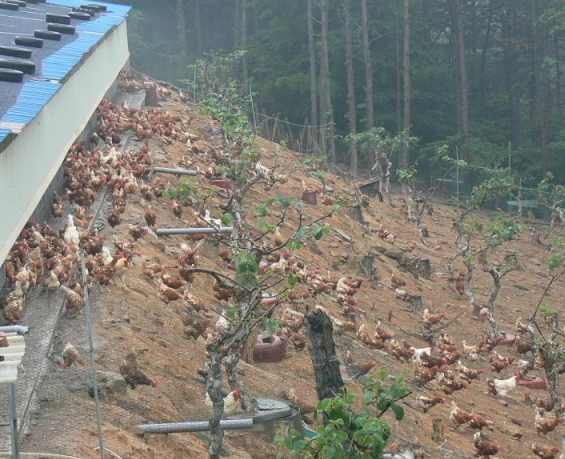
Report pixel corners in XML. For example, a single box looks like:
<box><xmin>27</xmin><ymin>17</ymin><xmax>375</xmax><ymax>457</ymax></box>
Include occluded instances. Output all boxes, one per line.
<box><xmin>350</xmin><ymin>203</ymin><xmax>366</xmax><ymax>224</ymax></box>
<box><xmin>360</xmin><ymin>253</ymin><xmax>378</xmax><ymax>287</ymax></box>
<box><xmin>418</xmin><ymin>258</ymin><xmax>431</xmax><ymax>279</ymax></box>
<box><xmin>145</xmin><ymin>88</ymin><xmax>158</xmax><ymax>106</ymax></box>
<box><xmin>304</xmin><ymin>309</ymin><xmax>345</xmax><ymax>402</ymax></box>
<box><xmin>409</xmin><ymin>294</ymin><xmax>423</xmax><ymax>311</ymax></box>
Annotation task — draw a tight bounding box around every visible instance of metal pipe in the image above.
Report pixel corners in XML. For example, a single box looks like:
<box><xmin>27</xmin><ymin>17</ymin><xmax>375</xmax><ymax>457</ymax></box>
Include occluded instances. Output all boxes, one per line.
<box><xmin>8</xmin><ymin>383</ymin><xmax>19</xmax><ymax>459</ymax></box>
<box><xmin>138</xmin><ymin>418</ymin><xmax>253</xmax><ymax>434</ymax></box>
<box><xmin>156</xmin><ymin>227</ymin><xmax>233</xmax><ymax>236</ymax></box>
<box><xmin>152</xmin><ymin>167</ymin><xmax>198</xmax><ymax>176</ymax></box>
<box><xmin>0</xmin><ymin>326</ymin><xmax>29</xmax><ymax>335</ymax></box>
<box><xmin>80</xmin><ymin>253</ymin><xmax>105</xmax><ymax>459</ymax></box>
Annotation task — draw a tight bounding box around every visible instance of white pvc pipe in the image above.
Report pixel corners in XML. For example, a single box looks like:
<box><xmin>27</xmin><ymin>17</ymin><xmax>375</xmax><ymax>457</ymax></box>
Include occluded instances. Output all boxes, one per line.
<box><xmin>138</xmin><ymin>418</ymin><xmax>253</xmax><ymax>434</ymax></box>
<box><xmin>156</xmin><ymin>227</ymin><xmax>233</xmax><ymax>236</ymax></box>
<box><xmin>152</xmin><ymin>167</ymin><xmax>198</xmax><ymax>176</ymax></box>
<box><xmin>0</xmin><ymin>326</ymin><xmax>29</xmax><ymax>335</ymax></box>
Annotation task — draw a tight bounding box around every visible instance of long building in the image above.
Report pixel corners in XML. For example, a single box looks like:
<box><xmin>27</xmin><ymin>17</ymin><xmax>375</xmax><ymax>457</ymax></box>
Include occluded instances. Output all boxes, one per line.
<box><xmin>0</xmin><ymin>0</ymin><xmax>131</xmax><ymax>286</ymax></box>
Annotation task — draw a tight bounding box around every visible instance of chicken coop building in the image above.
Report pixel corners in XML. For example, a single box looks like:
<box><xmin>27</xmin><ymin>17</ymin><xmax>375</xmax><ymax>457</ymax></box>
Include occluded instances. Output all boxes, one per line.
<box><xmin>0</xmin><ymin>0</ymin><xmax>131</xmax><ymax>287</ymax></box>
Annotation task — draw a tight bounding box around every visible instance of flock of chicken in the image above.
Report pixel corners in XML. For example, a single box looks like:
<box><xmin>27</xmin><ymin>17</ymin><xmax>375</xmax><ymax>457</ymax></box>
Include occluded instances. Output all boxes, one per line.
<box><xmin>0</xmin><ymin>75</ymin><xmax>562</xmax><ymax>458</ymax></box>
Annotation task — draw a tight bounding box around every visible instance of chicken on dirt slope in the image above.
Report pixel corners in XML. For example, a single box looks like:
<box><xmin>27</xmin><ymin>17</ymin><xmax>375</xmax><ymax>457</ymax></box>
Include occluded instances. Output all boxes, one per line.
<box><xmin>119</xmin><ymin>349</ymin><xmax>159</xmax><ymax>389</ymax></box>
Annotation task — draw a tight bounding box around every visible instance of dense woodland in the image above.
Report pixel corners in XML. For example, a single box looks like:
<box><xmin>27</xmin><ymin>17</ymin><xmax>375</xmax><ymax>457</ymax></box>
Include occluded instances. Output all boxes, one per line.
<box><xmin>117</xmin><ymin>0</ymin><xmax>565</xmax><ymax>193</ymax></box>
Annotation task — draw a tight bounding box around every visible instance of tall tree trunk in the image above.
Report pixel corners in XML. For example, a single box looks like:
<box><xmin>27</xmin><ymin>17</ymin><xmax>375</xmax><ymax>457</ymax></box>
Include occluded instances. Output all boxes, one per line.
<box><xmin>361</xmin><ymin>0</ymin><xmax>374</xmax><ymax>133</ymax></box>
<box><xmin>307</xmin><ymin>0</ymin><xmax>319</xmax><ymax>154</ymax></box>
<box><xmin>176</xmin><ymin>0</ymin><xmax>188</xmax><ymax>70</ymax></box>
<box><xmin>235</xmin><ymin>0</ymin><xmax>241</xmax><ymax>48</ymax></box>
<box><xmin>531</xmin><ymin>1</ymin><xmax>550</xmax><ymax>175</ymax></box>
<box><xmin>478</xmin><ymin>10</ymin><xmax>494</xmax><ymax>118</ymax></box>
<box><xmin>455</xmin><ymin>0</ymin><xmax>469</xmax><ymax>145</ymax></box>
<box><xmin>502</xmin><ymin>2</ymin><xmax>520</xmax><ymax>147</ymax></box>
<box><xmin>194</xmin><ymin>0</ymin><xmax>202</xmax><ymax>58</ymax></box>
<box><xmin>241</xmin><ymin>0</ymin><xmax>249</xmax><ymax>88</ymax></box>
<box><xmin>344</xmin><ymin>0</ymin><xmax>358</xmax><ymax>175</ymax></box>
<box><xmin>395</xmin><ymin>0</ymin><xmax>402</xmax><ymax>133</ymax></box>
<box><xmin>401</xmin><ymin>0</ymin><xmax>410</xmax><ymax>170</ymax></box>
<box><xmin>320</xmin><ymin>0</ymin><xmax>335</xmax><ymax>161</ymax></box>
<box><xmin>206</xmin><ymin>349</ymin><xmax>225</xmax><ymax>459</ymax></box>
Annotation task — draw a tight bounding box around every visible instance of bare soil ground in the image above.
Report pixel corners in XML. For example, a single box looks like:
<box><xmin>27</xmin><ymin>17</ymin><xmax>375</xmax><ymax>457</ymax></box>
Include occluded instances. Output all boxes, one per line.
<box><xmin>9</xmin><ymin>87</ymin><xmax>565</xmax><ymax>459</ymax></box>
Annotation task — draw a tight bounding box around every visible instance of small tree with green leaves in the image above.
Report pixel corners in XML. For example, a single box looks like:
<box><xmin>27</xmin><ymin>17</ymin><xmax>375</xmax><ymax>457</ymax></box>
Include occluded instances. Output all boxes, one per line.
<box><xmin>346</xmin><ymin>128</ymin><xmax>417</xmax><ymax>205</ymax></box>
<box><xmin>396</xmin><ymin>145</ymin><xmax>459</xmax><ymax>244</ymax></box>
<box><xmin>537</xmin><ymin>172</ymin><xmax>565</xmax><ymax>239</ymax></box>
<box><xmin>275</xmin><ymin>371</ymin><xmax>411</xmax><ymax>459</ymax></box>
<box><xmin>182</xmin><ymin>54</ymin><xmax>337</xmax><ymax>459</ymax></box>
<box><xmin>447</xmin><ymin>173</ymin><xmax>521</xmax><ymax>332</ymax></box>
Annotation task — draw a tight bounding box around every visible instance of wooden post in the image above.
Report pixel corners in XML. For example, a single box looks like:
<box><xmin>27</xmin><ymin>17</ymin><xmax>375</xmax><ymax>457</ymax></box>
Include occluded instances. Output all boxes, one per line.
<box><xmin>304</xmin><ymin>309</ymin><xmax>345</xmax><ymax>402</ymax></box>
<box><xmin>432</xmin><ymin>418</ymin><xmax>444</xmax><ymax>443</ymax></box>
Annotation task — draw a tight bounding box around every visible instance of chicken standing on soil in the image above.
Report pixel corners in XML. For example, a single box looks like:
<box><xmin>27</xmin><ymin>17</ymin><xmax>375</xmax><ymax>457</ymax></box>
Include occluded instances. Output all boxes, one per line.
<box><xmin>345</xmin><ymin>351</ymin><xmax>377</xmax><ymax>376</ymax></box>
<box><xmin>374</xmin><ymin>320</ymin><xmax>395</xmax><ymax>341</ymax></box>
<box><xmin>417</xmin><ymin>395</ymin><xmax>446</xmax><ymax>413</ymax></box>
<box><xmin>450</xmin><ymin>401</ymin><xmax>472</xmax><ymax>429</ymax></box>
<box><xmin>490</xmin><ymin>373</ymin><xmax>519</xmax><ymax>397</ymax></box>
<box><xmin>60</xmin><ymin>343</ymin><xmax>79</xmax><ymax>368</ymax></box>
<box><xmin>63</xmin><ymin>215</ymin><xmax>80</xmax><ymax>247</ymax></box>
<box><xmin>2</xmin><ymin>298</ymin><xmax>23</xmax><ymax>324</ymax></box>
<box><xmin>282</xmin><ymin>387</ymin><xmax>316</xmax><ymax>415</ymax></box>
<box><xmin>489</xmin><ymin>352</ymin><xmax>515</xmax><ymax>374</ymax></box>
<box><xmin>144</xmin><ymin>205</ymin><xmax>157</xmax><ymax>227</ymax></box>
<box><xmin>468</xmin><ymin>412</ymin><xmax>494</xmax><ymax>430</ymax></box>
<box><xmin>205</xmin><ymin>387</ymin><xmax>242</xmax><ymax>416</ymax></box>
<box><xmin>60</xmin><ymin>285</ymin><xmax>85</xmax><ymax>317</ymax></box>
<box><xmin>535</xmin><ymin>410</ymin><xmax>565</xmax><ymax>438</ymax></box>
<box><xmin>531</xmin><ymin>443</ymin><xmax>561</xmax><ymax>459</ymax></box>
<box><xmin>119</xmin><ymin>350</ymin><xmax>159</xmax><ymax>389</ymax></box>
<box><xmin>473</xmin><ymin>432</ymin><xmax>502</xmax><ymax>458</ymax></box>
<box><xmin>422</xmin><ymin>309</ymin><xmax>447</xmax><ymax>328</ymax></box>
<box><xmin>456</xmin><ymin>361</ymin><xmax>485</xmax><ymax>381</ymax></box>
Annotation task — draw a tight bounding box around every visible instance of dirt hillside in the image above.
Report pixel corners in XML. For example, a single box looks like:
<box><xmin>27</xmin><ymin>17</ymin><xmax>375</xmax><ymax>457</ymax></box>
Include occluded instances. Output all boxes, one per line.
<box><xmin>6</xmin><ymin>80</ymin><xmax>565</xmax><ymax>459</ymax></box>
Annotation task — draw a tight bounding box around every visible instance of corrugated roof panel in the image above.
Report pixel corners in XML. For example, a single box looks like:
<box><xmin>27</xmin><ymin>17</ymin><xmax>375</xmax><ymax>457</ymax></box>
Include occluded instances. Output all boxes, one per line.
<box><xmin>0</xmin><ymin>128</ymin><xmax>11</xmax><ymax>143</ymax></box>
<box><xmin>47</xmin><ymin>0</ymin><xmax>132</xmax><ymax>17</ymax></box>
<box><xmin>42</xmin><ymin>32</ymin><xmax>101</xmax><ymax>80</ymax></box>
<box><xmin>2</xmin><ymin>80</ymin><xmax>62</xmax><ymax>126</ymax></box>
<box><xmin>77</xmin><ymin>15</ymin><xmax>125</xmax><ymax>33</ymax></box>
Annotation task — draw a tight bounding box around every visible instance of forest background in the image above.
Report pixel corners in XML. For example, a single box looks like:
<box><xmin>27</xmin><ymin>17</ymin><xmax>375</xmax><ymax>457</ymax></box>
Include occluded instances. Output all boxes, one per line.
<box><xmin>113</xmin><ymin>0</ymin><xmax>565</xmax><ymax>198</ymax></box>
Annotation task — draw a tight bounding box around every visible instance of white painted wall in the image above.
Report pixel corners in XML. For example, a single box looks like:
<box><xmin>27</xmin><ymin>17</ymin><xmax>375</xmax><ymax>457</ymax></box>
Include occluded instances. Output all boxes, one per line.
<box><xmin>0</xmin><ymin>22</ymin><xmax>130</xmax><ymax>266</ymax></box>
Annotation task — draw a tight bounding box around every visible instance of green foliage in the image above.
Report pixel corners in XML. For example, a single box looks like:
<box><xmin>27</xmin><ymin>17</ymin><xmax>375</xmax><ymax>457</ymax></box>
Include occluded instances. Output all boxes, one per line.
<box><xmin>163</xmin><ymin>178</ymin><xmax>200</xmax><ymax>201</ymax></box>
<box><xmin>487</xmin><ymin>215</ymin><xmax>520</xmax><ymax>246</ymax></box>
<box><xmin>540</xmin><ymin>303</ymin><xmax>558</xmax><ymax>321</ymax></box>
<box><xmin>262</xmin><ymin>318</ymin><xmax>282</xmax><ymax>336</ymax></box>
<box><xmin>233</xmin><ymin>251</ymin><xmax>259</xmax><ymax>289</ymax></box>
<box><xmin>548</xmin><ymin>253</ymin><xmax>564</xmax><ymax>271</ymax></box>
<box><xmin>275</xmin><ymin>373</ymin><xmax>411</xmax><ymax>459</ymax></box>
<box><xmin>468</xmin><ymin>174</ymin><xmax>513</xmax><ymax>209</ymax></box>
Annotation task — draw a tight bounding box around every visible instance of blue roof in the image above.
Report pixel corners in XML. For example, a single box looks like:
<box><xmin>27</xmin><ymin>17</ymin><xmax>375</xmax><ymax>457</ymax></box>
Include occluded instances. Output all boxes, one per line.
<box><xmin>0</xmin><ymin>0</ymin><xmax>131</xmax><ymax>141</ymax></box>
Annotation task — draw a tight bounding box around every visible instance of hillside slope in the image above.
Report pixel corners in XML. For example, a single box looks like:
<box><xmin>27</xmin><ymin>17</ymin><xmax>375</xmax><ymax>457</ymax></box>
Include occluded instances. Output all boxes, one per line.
<box><xmin>8</xmin><ymin>82</ymin><xmax>565</xmax><ymax>459</ymax></box>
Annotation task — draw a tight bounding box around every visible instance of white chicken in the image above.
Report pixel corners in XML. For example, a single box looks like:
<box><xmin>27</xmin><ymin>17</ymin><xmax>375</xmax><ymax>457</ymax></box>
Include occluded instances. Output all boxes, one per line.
<box><xmin>411</xmin><ymin>346</ymin><xmax>433</xmax><ymax>363</ymax></box>
<box><xmin>205</xmin><ymin>387</ymin><xmax>242</xmax><ymax>416</ymax></box>
<box><xmin>63</xmin><ymin>215</ymin><xmax>80</xmax><ymax>246</ymax></box>
<box><xmin>493</xmin><ymin>374</ymin><xmax>518</xmax><ymax>397</ymax></box>
<box><xmin>203</xmin><ymin>209</ymin><xmax>222</xmax><ymax>227</ymax></box>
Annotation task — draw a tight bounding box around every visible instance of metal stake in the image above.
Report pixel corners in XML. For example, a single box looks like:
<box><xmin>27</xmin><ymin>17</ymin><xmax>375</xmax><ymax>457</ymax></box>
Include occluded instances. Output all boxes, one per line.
<box><xmin>80</xmin><ymin>253</ymin><xmax>105</xmax><ymax>459</ymax></box>
<box><xmin>8</xmin><ymin>383</ymin><xmax>19</xmax><ymax>459</ymax></box>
